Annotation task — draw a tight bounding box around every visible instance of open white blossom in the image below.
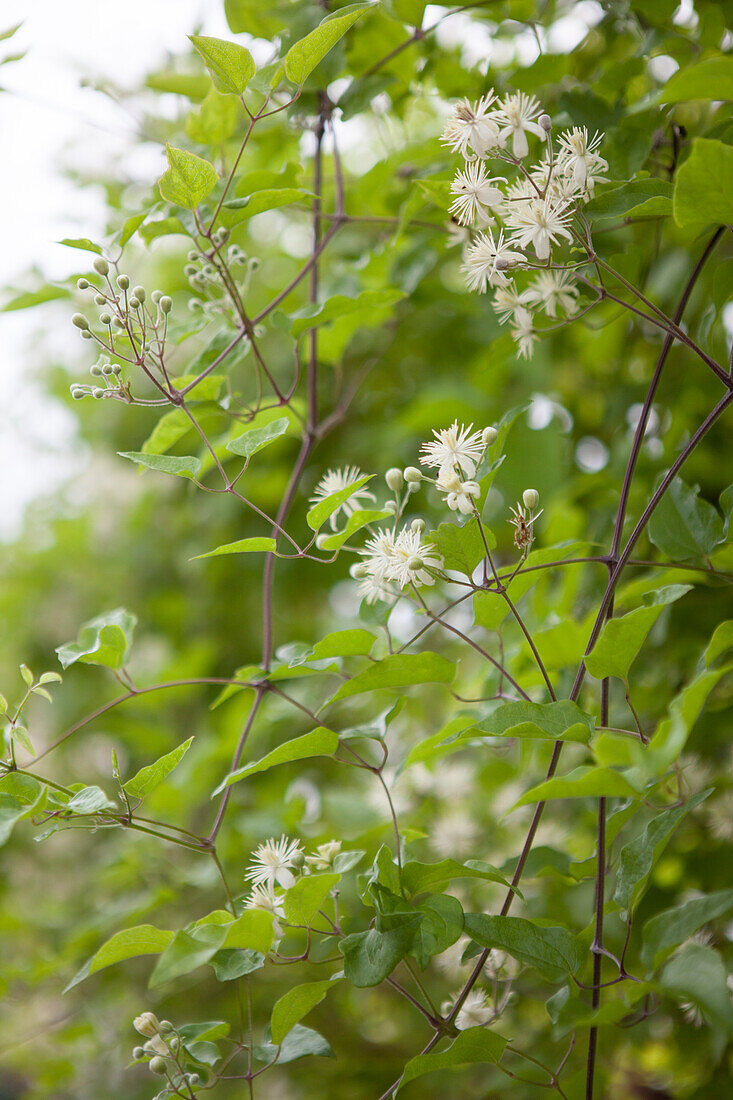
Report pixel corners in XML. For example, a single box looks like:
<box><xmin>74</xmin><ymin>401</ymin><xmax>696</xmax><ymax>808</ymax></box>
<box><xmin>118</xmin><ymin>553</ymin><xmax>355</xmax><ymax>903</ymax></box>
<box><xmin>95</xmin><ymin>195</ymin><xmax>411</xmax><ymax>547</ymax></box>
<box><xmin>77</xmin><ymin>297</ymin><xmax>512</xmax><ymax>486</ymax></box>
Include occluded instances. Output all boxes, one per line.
<box><xmin>244</xmin><ymin>835</ymin><xmax>303</xmax><ymax>889</ymax></box>
<box><xmin>556</xmin><ymin>127</ymin><xmax>608</xmax><ymax>193</ymax></box>
<box><xmin>305</xmin><ymin>840</ymin><xmax>342</xmax><ymax>871</ymax></box>
<box><xmin>436</xmin><ymin>468</ymin><xmax>480</xmax><ymax>514</ymax></box>
<box><xmin>493</xmin><ymin>92</ymin><xmax>543</xmax><ymax>159</ymax></box>
<box><xmin>441</xmin><ymin>988</ymin><xmax>494</xmax><ymax>1030</ymax></box>
<box><xmin>309</xmin><ymin>466</ymin><xmax>375</xmax><ymax>531</ymax></box>
<box><xmin>449</xmin><ymin>161</ymin><xmax>506</xmax><ymax>227</ymax></box>
<box><xmin>492</xmin><ymin>283</ymin><xmax>532</xmax><ymax>325</ymax></box>
<box><xmin>359</xmin><ymin>528</ymin><xmax>398</xmax><ymax>578</ymax></box>
<box><xmin>244</xmin><ymin>883</ymin><xmax>286</xmax><ymax>936</ymax></box>
<box><xmin>446</xmin><ymin>220</ymin><xmax>472</xmax><ymax>255</ymax></box>
<box><xmin>390</xmin><ymin>527</ymin><xmax>443</xmax><ymax>588</ymax></box>
<box><xmin>462</xmin><ymin>229</ymin><xmax>525</xmax><ymax>292</ymax></box>
<box><xmin>420</xmin><ymin>421</ymin><xmax>485</xmax><ymax>478</ymax></box>
<box><xmin>441</xmin><ymin>93</ymin><xmax>500</xmax><ymax>158</ymax></box>
<box><xmin>506</xmin><ymin>195</ymin><xmax>573</xmax><ymax>261</ymax></box>
<box><xmin>525</xmin><ymin>270</ymin><xmax>579</xmax><ymax>318</ymax></box>
<box><xmin>357</xmin><ymin>571</ymin><xmax>396</xmax><ymax>605</ymax></box>
<box><xmin>510</xmin><ymin>307</ymin><xmax>537</xmax><ymax>360</ymax></box>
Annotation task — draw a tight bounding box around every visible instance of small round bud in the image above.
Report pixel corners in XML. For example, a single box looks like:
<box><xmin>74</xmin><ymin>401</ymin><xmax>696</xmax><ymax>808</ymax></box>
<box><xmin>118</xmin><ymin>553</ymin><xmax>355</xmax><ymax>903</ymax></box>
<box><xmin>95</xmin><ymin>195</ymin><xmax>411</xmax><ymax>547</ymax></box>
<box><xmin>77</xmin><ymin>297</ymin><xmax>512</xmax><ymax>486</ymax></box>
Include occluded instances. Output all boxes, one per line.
<box><xmin>133</xmin><ymin>1013</ymin><xmax>160</xmax><ymax>1038</ymax></box>
<box><xmin>113</xmin><ymin>316</ymin><xmax>125</xmax><ymax>328</ymax></box>
<box><xmin>522</xmin><ymin>488</ymin><xmax>539</xmax><ymax>510</ymax></box>
<box><xmin>383</xmin><ymin>499</ymin><xmax>398</xmax><ymax>513</ymax></box>
<box><xmin>132</xmin><ymin>1046</ymin><xmax>145</xmax><ymax>1060</ymax></box>
<box><xmin>92</xmin><ymin>387</ymin><xmax>105</xmax><ymax>399</ymax></box>
<box><xmin>184</xmin><ymin>264</ymin><xmax>198</xmax><ymax>277</ymax></box>
<box><xmin>404</xmin><ymin>466</ymin><xmax>422</xmax><ymax>484</ymax></box>
<box><xmin>99</xmin><ymin>312</ymin><xmax>111</xmax><ymax>325</ymax></box>
<box><xmin>411</xmin><ymin>518</ymin><xmax>426</xmax><ymax>533</ymax></box>
<box><xmin>202</xmin><ymin>265</ymin><xmax>216</xmax><ymax>278</ymax></box>
<box><xmin>168</xmin><ymin>1036</ymin><xmax>180</xmax><ymax>1052</ymax></box>
<box><xmin>81</xmin><ymin>329</ymin><xmax>93</xmax><ymax>339</ymax></box>
<box><xmin>350</xmin><ymin>562</ymin><xmax>369</xmax><ymax>579</ymax></box>
<box><xmin>187</xmin><ymin>250</ymin><xmax>199</xmax><ymax>262</ymax></box>
<box><xmin>71</xmin><ymin>313</ymin><xmax>89</xmax><ymax>330</ymax></box>
<box><xmin>128</xmin><ymin>296</ymin><xmax>140</xmax><ymax>310</ymax></box>
<box><xmin>407</xmin><ymin>556</ymin><xmax>424</xmax><ymax>570</ymax></box>
<box><xmin>151</xmin><ymin>289</ymin><xmax>163</xmax><ymax>304</ymax></box>
<box><xmin>111</xmin><ymin>363</ymin><xmax>122</xmax><ymax>375</ymax></box>
<box><xmin>94</xmin><ymin>293</ymin><xmax>106</xmax><ymax>305</ymax></box>
<box><xmin>158</xmin><ymin>1021</ymin><xmax>173</xmax><ymax>1034</ymax></box>
<box><xmin>101</xmin><ymin>364</ymin><xmax>114</xmax><ymax>375</ymax></box>
<box><xmin>482</xmin><ymin>426</ymin><xmax>497</xmax><ymax>446</ymax></box>
<box><xmin>148</xmin><ymin>1056</ymin><xmax>167</xmax><ymax>1075</ymax></box>
<box><xmin>291</xmin><ymin>850</ymin><xmax>306</xmax><ymax>869</ymax></box>
<box><xmin>494</xmin><ymin>257</ymin><xmax>510</xmax><ymax>271</ymax></box>
<box><xmin>93</xmin><ymin>257</ymin><xmax>109</xmax><ymax>276</ymax></box>
<box><xmin>159</xmin><ymin>296</ymin><xmax>172</xmax><ymax>314</ymax></box>
<box><xmin>76</xmin><ymin>278</ymin><xmax>89</xmax><ymax>290</ymax></box>
<box><xmin>188</xmin><ymin>1074</ymin><xmax>200</xmax><ymax>1086</ymax></box>
<box><xmin>70</xmin><ymin>385</ymin><xmax>85</xmax><ymax>399</ymax></box>
<box><xmin>249</xmin><ymin>257</ymin><xmax>260</xmax><ymax>271</ymax></box>
<box><xmin>116</xmin><ymin>274</ymin><xmax>130</xmax><ymax>290</ymax></box>
<box><xmin>539</xmin><ymin>113</ymin><xmax>552</xmax><ymax>133</ymax></box>
<box><xmin>90</xmin><ymin>364</ymin><xmax>103</xmax><ymax>376</ymax></box>
<box><xmin>385</xmin><ymin>467</ymin><xmax>404</xmax><ymax>491</ymax></box>
<box><xmin>132</xmin><ymin>285</ymin><xmax>146</xmax><ymax>302</ymax></box>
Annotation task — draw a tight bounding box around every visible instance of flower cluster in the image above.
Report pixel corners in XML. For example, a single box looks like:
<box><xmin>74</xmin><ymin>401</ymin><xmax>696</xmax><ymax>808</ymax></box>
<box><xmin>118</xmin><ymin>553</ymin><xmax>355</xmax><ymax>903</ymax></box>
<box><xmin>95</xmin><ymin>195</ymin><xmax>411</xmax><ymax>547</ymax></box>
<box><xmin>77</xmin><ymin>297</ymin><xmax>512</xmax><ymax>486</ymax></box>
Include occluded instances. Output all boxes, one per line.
<box><xmin>131</xmin><ymin>1013</ymin><xmax>201</xmax><ymax>1092</ymax></box>
<box><xmin>183</xmin><ymin>231</ymin><xmax>259</xmax><ymax>321</ymax></box>
<box><xmin>242</xmin><ymin>836</ymin><xmax>343</xmax><ymax>936</ymax></box>
<box><xmin>441</xmin><ymin>91</ymin><xmax>608</xmax><ymax>358</ymax></box>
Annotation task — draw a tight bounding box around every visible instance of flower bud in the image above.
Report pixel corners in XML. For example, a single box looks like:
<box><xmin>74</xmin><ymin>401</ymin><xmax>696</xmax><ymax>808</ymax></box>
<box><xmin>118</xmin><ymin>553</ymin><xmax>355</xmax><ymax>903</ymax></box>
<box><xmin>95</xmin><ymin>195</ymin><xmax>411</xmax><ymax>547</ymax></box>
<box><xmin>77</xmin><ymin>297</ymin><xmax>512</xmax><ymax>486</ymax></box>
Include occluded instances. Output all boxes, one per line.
<box><xmin>249</xmin><ymin>257</ymin><xmax>260</xmax><ymax>271</ymax></box>
<box><xmin>148</xmin><ymin>1056</ymin><xmax>167</xmax><ymax>1075</ymax></box>
<box><xmin>132</xmin><ymin>286</ymin><xmax>146</xmax><ymax>303</ymax></box>
<box><xmin>168</xmin><ymin>1036</ymin><xmax>180</xmax><ymax>1052</ymax></box>
<box><xmin>70</xmin><ymin>385</ymin><xmax>85</xmax><ymax>399</ymax></box>
<box><xmin>111</xmin><ymin>363</ymin><xmax>122</xmax><ymax>374</ymax></box>
<box><xmin>151</xmin><ymin>289</ymin><xmax>163</xmax><ymax>304</ymax></box>
<box><xmin>81</xmin><ymin>330</ymin><xmax>93</xmax><ymax>339</ymax></box>
<box><xmin>77</xmin><ymin>278</ymin><xmax>89</xmax><ymax>290</ymax></box>
<box><xmin>116</xmin><ymin>274</ymin><xmax>130</xmax><ymax>290</ymax></box>
<box><xmin>128</xmin><ymin>296</ymin><xmax>140</xmax><ymax>310</ymax></box>
<box><xmin>184</xmin><ymin>264</ymin><xmax>198</xmax><ymax>277</ymax></box>
<box><xmin>407</xmin><ymin>555</ymin><xmax>424</xmax><ymax>570</ymax></box>
<box><xmin>101</xmin><ymin>364</ymin><xmax>114</xmax><ymax>375</ymax></box>
<box><xmin>291</xmin><ymin>849</ymin><xmax>306</xmax><ymax>868</ymax></box>
<box><xmin>385</xmin><ymin>467</ymin><xmax>404</xmax><ymax>491</ymax></box>
<box><xmin>539</xmin><ymin>113</ymin><xmax>552</xmax><ymax>133</ymax></box>
<box><xmin>522</xmin><ymin>488</ymin><xmax>539</xmax><ymax>510</ymax></box>
<box><xmin>132</xmin><ymin>1046</ymin><xmax>145</xmax><ymax>1060</ymax></box>
<box><xmin>188</xmin><ymin>1074</ymin><xmax>200</xmax><ymax>1086</ymax></box>
<box><xmin>160</xmin><ymin>296</ymin><xmax>172</xmax><ymax>314</ymax></box>
<box><xmin>92</xmin><ymin>387</ymin><xmax>105</xmax><ymax>399</ymax></box>
<box><xmin>158</xmin><ymin>1021</ymin><xmax>174</xmax><ymax>1034</ymax></box>
<box><xmin>187</xmin><ymin>250</ymin><xmax>199</xmax><ymax>262</ymax></box>
<box><xmin>90</xmin><ymin>364</ymin><xmax>103</xmax><ymax>376</ymax></box>
<box><xmin>383</xmin><ymin>499</ymin><xmax>398</xmax><ymax>513</ymax></box>
<box><xmin>411</xmin><ymin>518</ymin><xmax>426</xmax><ymax>533</ymax></box>
<box><xmin>113</xmin><ymin>316</ymin><xmax>125</xmax><ymax>328</ymax></box>
<box><xmin>93</xmin><ymin>257</ymin><xmax>109</xmax><ymax>276</ymax></box>
<box><xmin>71</xmin><ymin>313</ymin><xmax>89</xmax><ymax>330</ymax></box>
<box><xmin>94</xmin><ymin>293</ymin><xmax>106</xmax><ymax>305</ymax></box>
<box><xmin>133</xmin><ymin>1012</ymin><xmax>160</xmax><ymax>1038</ymax></box>
<box><xmin>350</xmin><ymin>562</ymin><xmax>369</xmax><ymax>579</ymax></box>
<box><xmin>404</xmin><ymin>466</ymin><xmax>421</xmax><ymax>484</ymax></box>
<box><xmin>494</xmin><ymin>257</ymin><xmax>509</xmax><ymax>270</ymax></box>
<box><xmin>188</xmin><ymin>298</ymin><xmax>202</xmax><ymax>311</ymax></box>
<box><xmin>482</xmin><ymin>426</ymin><xmax>497</xmax><ymax>446</ymax></box>
<box><xmin>99</xmin><ymin>313</ymin><xmax>111</xmax><ymax>326</ymax></box>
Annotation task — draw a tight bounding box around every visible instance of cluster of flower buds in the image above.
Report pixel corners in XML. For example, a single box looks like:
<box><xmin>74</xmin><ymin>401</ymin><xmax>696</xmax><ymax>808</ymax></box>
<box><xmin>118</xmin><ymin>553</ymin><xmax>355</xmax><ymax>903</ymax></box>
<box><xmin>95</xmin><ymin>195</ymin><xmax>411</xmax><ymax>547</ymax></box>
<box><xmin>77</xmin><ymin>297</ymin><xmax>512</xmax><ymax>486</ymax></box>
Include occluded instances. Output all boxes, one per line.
<box><xmin>71</xmin><ymin>257</ymin><xmax>172</xmax><ymax>401</ymax></box>
<box><xmin>441</xmin><ymin>90</ymin><xmax>608</xmax><ymax>358</ymax></box>
<box><xmin>131</xmin><ymin>1014</ymin><xmax>200</xmax><ymax>1092</ymax></box>
<box><xmin>184</xmin><ymin>233</ymin><xmax>259</xmax><ymax>321</ymax></box>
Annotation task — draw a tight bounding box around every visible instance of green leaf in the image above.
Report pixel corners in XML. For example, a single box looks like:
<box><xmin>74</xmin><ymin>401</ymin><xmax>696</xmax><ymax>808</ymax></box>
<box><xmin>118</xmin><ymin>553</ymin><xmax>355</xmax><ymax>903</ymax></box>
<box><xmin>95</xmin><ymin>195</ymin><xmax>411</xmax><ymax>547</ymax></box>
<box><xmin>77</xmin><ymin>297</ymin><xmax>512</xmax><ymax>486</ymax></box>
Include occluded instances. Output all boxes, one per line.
<box><xmin>398</xmin><ymin>1027</ymin><xmax>507</xmax><ymax>1089</ymax></box>
<box><xmin>58</xmin><ymin>237</ymin><xmax>103</xmax><ymax>255</ymax></box>
<box><xmin>673</xmin><ymin>139</ymin><xmax>733</xmax><ymax>231</ymax></box>
<box><xmin>225</xmin><ymin>417</ymin><xmax>290</xmax><ymax>459</ymax></box>
<box><xmin>401</xmin><ymin>858</ymin><xmax>512</xmax><ymax>896</ymax></box>
<box><xmin>515</xmin><ymin>766</ymin><xmax>638</xmax><ymax>807</ymax></box>
<box><xmin>65</xmin><ymin>925</ymin><xmax>174</xmax><ymax>991</ymax></box>
<box><xmin>211</xmin><ymin>948</ymin><xmax>264</xmax><ymax>981</ymax></box>
<box><xmin>706</xmin><ymin>620</ymin><xmax>733</xmax><ymax>666</ymax></box>
<box><xmin>141</xmin><ymin>409</ymin><xmax>193</xmax><ymax>456</ymax></box>
<box><xmin>123</xmin><ymin>737</ymin><xmax>194</xmax><ymax>801</ymax></box>
<box><xmin>339</xmin><ymin>919</ymin><xmax>422</xmax><ymax>987</ymax></box>
<box><xmin>432</xmin><ymin>520</ymin><xmax>494</xmax><ymax>576</ymax></box>
<box><xmin>284</xmin><ymin>4</ymin><xmax>375</xmax><ymax>86</ymax></box>
<box><xmin>1</xmin><ymin>285</ymin><xmax>69</xmax><ymax>311</ymax></box>
<box><xmin>661</xmin><ymin>944</ymin><xmax>733</xmax><ymax>1034</ymax></box>
<box><xmin>661</xmin><ymin>56</ymin><xmax>733</xmax><ymax>103</ymax></box>
<box><xmin>159</xmin><ymin>144</ymin><xmax>218</xmax><ymax>209</ymax></box>
<box><xmin>192</xmin><ymin>537</ymin><xmax>277</xmax><ymax>560</ymax></box>
<box><xmin>254</xmin><ymin>1023</ymin><xmax>333</xmax><ymax>1065</ymax></box>
<box><xmin>315</xmin><ymin>509</ymin><xmax>392</xmax><ymax>552</ymax></box>
<box><xmin>648</xmin><ymin>478</ymin><xmax>724</xmax><ymax>559</ymax></box>
<box><xmin>411</xmin><ymin>894</ymin><xmax>464</xmax><ymax>968</ymax></box>
<box><xmin>56</xmin><ymin>608</ymin><xmax>137</xmax><ymax>670</ymax></box>
<box><xmin>150</xmin><ymin>924</ymin><xmax>228</xmax><ymax>987</ymax></box>
<box><xmin>189</xmin><ymin>35</ymin><xmax>255</xmax><ymax>95</ymax></box>
<box><xmin>470</xmin><ymin>699</ymin><xmax>595</xmax><ymax>744</ymax></box>
<box><xmin>118</xmin><ymin>451</ymin><xmax>201</xmax><ymax>481</ymax></box>
<box><xmin>220</xmin><ymin>909</ymin><xmax>274</xmax><ymax>953</ymax></box>
<box><xmin>212</xmin><ymin>728</ymin><xmax>339</xmax><ymax>793</ymax></box>
<box><xmin>289</xmin><ymin>288</ymin><xmax>406</xmax><ymax>337</ymax></box>
<box><xmin>306</xmin><ymin>474</ymin><xmax>374</xmax><ymax>531</ymax></box>
<box><xmin>464</xmin><ymin>914</ymin><xmax>583</xmax><ymax>981</ymax></box>
<box><xmin>309</xmin><ymin>629</ymin><xmax>376</xmax><ymax>660</ymax></box>
<box><xmin>614</xmin><ymin>792</ymin><xmax>709</xmax><ymax>913</ymax></box>
<box><xmin>645</xmin><ymin>666</ymin><xmax>731</xmax><ymax>776</ymax></box>
<box><xmin>327</xmin><ymin>652</ymin><xmax>455</xmax><ymax>704</ymax></box>
<box><xmin>641</xmin><ymin>889</ymin><xmax>733</xmax><ymax>971</ymax></box>
<box><xmin>282</xmin><ymin>873</ymin><xmax>340</xmax><ymax>926</ymax></box>
<box><xmin>585</xmin><ymin>585</ymin><xmax>692</xmax><ymax>680</ymax></box>
<box><xmin>585</xmin><ymin>178</ymin><xmax>672</xmax><ymax>221</ymax></box>
<box><xmin>222</xmin><ymin>188</ymin><xmax>314</xmax><ymax>224</ymax></box>
<box><xmin>271</xmin><ymin>978</ymin><xmax>340</xmax><ymax>1045</ymax></box>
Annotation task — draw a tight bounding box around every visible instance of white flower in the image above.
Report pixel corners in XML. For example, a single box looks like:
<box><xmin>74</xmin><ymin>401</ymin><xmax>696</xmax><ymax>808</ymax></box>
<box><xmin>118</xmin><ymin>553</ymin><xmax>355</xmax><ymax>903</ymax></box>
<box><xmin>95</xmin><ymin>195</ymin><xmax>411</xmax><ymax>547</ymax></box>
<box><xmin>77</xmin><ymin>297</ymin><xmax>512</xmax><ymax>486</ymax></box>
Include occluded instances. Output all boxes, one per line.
<box><xmin>420</xmin><ymin>421</ymin><xmax>485</xmax><ymax>478</ymax></box>
<box><xmin>462</xmin><ymin>229</ymin><xmax>525</xmax><ymax>292</ymax></box>
<box><xmin>244</xmin><ymin>883</ymin><xmax>286</xmax><ymax>936</ymax></box>
<box><xmin>305</xmin><ymin>840</ymin><xmax>342</xmax><ymax>871</ymax></box>
<box><xmin>556</xmin><ymin>127</ymin><xmax>608</xmax><ymax>194</ymax></box>
<box><xmin>359</xmin><ymin>528</ymin><xmax>398</xmax><ymax>578</ymax></box>
<box><xmin>309</xmin><ymin>466</ymin><xmax>376</xmax><ymax>531</ymax></box>
<box><xmin>449</xmin><ymin>161</ymin><xmax>506</xmax><ymax>227</ymax></box>
<box><xmin>441</xmin><ymin>988</ymin><xmax>494</xmax><ymax>1030</ymax></box>
<box><xmin>493</xmin><ymin>92</ymin><xmax>544</xmax><ymax>159</ymax></box>
<box><xmin>524</xmin><ymin>270</ymin><xmax>579</xmax><ymax>318</ymax></box>
<box><xmin>390</xmin><ymin>527</ymin><xmax>443</xmax><ymax>588</ymax></box>
<box><xmin>532</xmin><ymin>160</ymin><xmax>585</xmax><ymax>203</ymax></box>
<box><xmin>445</xmin><ymin>220</ymin><xmax>472</xmax><ymax>254</ymax></box>
<box><xmin>436</xmin><ymin>468</ymin><xmax>480</xmax><ymax>514</ymax></box>
<box><xmin>492</xmin><ymin>283</ymin><xmax>532</xmax><ymax>326</ymax></box>
<box><xmin>510</xmin><ymin>307</ymin><xmax>537</xmax><ymax>360</ymax></box>
<box><xmin>356</xmin><ymin>571</ymin><xmax>396</xmax><ymax>605</ymax></box>
<box><xmin>506</xmin><ymin>195</ymin><xmax>573</xmax><ymax>261</ymax></box>
<box><xmin>244</xmin><ymin>835</ymin><xmax>304</xmax><ymax>889</ymax></box>
<box><xmin>441</xmin><ymin>93</ymin><xmax>501</xmax><ymax>158</ymax></box>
